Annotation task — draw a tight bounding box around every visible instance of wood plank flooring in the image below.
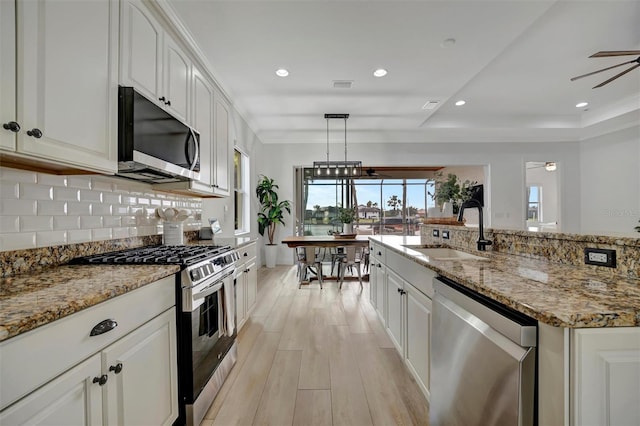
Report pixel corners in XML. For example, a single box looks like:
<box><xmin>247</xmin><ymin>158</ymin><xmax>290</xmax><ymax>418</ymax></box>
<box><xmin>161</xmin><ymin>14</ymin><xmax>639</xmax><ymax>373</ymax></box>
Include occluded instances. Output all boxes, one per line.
<box><xmin>201</xmin><ymin>265</ymin><xmax>429</xmax><ymax>426</ymax></box>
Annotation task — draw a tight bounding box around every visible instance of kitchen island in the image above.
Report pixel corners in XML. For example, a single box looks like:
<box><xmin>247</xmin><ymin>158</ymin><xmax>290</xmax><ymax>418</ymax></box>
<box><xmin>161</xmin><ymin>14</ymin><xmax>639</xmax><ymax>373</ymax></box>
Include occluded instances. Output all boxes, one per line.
<box><xmin>368</xmin><ymin>234</ymin><xmax>640</xmax><ymax>426</ymax></box>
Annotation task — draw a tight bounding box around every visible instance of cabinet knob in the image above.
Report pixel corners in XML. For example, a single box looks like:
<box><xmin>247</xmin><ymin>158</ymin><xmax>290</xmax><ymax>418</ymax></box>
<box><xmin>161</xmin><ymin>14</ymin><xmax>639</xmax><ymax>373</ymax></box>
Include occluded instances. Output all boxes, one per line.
<box><xmin>109</xmin><ymin>363</ymin><xmax>123</xmax><ymax>374</ymax></box>
<box><xmin>26</xmin><ymin>128</ymin><xmax>42</xmax><ymax>138</ymax></box>
<box><xmin>377</xmin><ymin>251</ymin><xmax>382</xmax><ymax>256</ymax></box>
<box><xmin>159</xmin><ymin>96</ymin><xmax>166</xmax><ymax>102</ymax></box>
<box><xmin>93</xmin><ymin>374</ymin><xmax>108</xmax><ymax>386</ymax></box>
<box><xmin>165</xmin><ymin>100</ymin><xmax>171</xmax><ymax>106</ymax></box>
<box><xmin>90</xmin><ymin>319</ymin><xmax>118</xmax><ymax>336</ymax></box>
<box><xmin>2</xmin><ymin>121</ymin><xmax>20</xmax><ymax>133</ymax></box>
<box><xmin>244</xmin><ymin>253</ymin><xmax>248</xmax><ymax>257</ymax></box>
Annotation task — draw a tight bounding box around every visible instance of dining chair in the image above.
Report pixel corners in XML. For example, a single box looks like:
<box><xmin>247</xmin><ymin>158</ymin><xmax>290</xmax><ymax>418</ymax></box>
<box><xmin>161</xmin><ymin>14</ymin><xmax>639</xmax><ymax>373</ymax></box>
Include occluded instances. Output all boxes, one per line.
<box><xmin>337</xmin><ymin>246</ymin><xmax>363</xmax><ymax>290</ymax></box>
<box><xmin>297</xmin><ymin>246</ymin><xmax>324</xmax><ymax>289</ymax></box>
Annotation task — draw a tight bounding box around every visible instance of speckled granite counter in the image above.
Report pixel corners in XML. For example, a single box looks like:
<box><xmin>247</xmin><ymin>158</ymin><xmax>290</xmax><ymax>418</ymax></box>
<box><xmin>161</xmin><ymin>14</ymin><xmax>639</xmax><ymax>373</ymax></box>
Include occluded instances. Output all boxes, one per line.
<box><xmin>371</xmin><ymin>235</ymin><xmax>640</xmax><ymax>328</ymax></box>
<box><xmin>0</xmin><ymin>264</ymin><xmax>179</xmax><ymax>342</ymax></box>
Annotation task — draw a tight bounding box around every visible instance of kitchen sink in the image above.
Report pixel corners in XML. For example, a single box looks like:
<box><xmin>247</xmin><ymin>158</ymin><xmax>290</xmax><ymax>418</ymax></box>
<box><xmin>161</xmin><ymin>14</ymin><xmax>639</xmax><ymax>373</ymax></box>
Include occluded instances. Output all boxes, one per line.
<box><xmin>403</xmin><ymin>246</ymin><xmax>489</xmax><ymax>261</ymax></box>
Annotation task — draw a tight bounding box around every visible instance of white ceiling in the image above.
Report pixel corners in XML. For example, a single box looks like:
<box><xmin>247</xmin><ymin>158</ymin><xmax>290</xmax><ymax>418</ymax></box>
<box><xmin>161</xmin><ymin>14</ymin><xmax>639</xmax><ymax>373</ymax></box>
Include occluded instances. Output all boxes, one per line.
<box><xmin>168</xmin><ymin>0</ymin><xmax>640</xmax><ymax>144</ymax></box>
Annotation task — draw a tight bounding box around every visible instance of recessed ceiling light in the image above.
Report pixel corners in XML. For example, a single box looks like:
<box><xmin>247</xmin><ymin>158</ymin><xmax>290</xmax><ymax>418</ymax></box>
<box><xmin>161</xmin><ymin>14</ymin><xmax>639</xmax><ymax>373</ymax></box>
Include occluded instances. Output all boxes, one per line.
<box><xmin>441</xmin><ymin>38</ymin><xmax>456</xmax><ymax>48</ymax></box>
<box><xmin>373</xmin><ymin>68</ymin><xmax>388</xmax><ymax>77</ymax></box>
<box><xmin>275</xmin><ymin>68</ymin><xmax>289</xmax><ymax>77</ymax></box>
<box><xmin>455</xmin><ymin>100</ymin><xmax>466</xmax><ymax>106</ymax></box>
<box><xmin>575</xmin><ymin>101</ymin><xmax>589</xmax><ymax>108</ymax></box>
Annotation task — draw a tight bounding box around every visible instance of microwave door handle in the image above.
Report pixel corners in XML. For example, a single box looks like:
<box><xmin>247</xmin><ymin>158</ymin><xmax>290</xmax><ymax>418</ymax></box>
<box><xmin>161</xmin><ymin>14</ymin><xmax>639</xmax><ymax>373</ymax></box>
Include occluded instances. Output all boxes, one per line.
<box><xmin>185</xmin><ymin>128</ymin><xmax>199</xmax><ymax>171</ymax></box>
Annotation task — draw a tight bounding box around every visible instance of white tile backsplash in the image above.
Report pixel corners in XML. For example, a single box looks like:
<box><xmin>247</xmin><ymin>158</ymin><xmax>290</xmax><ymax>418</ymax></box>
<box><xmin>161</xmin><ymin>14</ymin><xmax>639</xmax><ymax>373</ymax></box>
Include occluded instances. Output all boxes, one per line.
<box><xmin>0</xmin><ymin>167</ymin><xmax>202</xmax><ymax>251</ymax></box>
<box><xmin>0</xmin><ymin>199</ymin><xmax>37</xmax><ymax>216</ymax></box>
<box><xmin>19</xmin><ymin>183</ymin><xmax>53</xmax><ymax>200</ymax></box>
<box><xmin>21</xmin><ymin>216</ymin><xmax>53</xmax><ymax>232</ymax></box>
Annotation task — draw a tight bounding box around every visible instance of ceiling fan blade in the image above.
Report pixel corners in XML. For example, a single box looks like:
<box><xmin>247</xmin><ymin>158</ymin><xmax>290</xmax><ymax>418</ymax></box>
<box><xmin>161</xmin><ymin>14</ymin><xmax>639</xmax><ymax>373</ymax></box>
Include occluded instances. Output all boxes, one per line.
<box><xmin>590</xmin><ymin>50</ymin><xmax>640</xmax><ymax>57</ymax></box>
<box><xmin>570</xmin><ymin>59</ymin><xmax>637</xmax><ymax>81</ymax></box>
<box><xmin>593</xmin><ymin>63</ymin><xmax>640</xmax><ymax>88</ymax></box>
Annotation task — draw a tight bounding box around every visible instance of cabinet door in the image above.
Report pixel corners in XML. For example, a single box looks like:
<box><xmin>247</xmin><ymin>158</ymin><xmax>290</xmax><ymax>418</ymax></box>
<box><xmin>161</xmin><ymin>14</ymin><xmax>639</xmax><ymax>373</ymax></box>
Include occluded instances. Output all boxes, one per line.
<box><xmin>405</xmin><ymin>283</ymin><xmax>432</xmax><ymax>399</ymax></box>
<box><xmin>246</xmin><ymin>258</ymin><xmax>258</xmax><ymax>315</ymax></box>
<box><xmin>120</xmin><ymin>0</ymin><xmax>162</xmax><ymax>103</ymax></box>
<box><xmin>375</xmin><ymin>263</ymin><xmax>386</xmax><ymax>323</ymax></box>
<box><xmin>572</xmin><ymin>328</ymin><xmax>640</xmax><ymax>426</ymax></box>
<box><xmin>369</xmin><ymin>257</ymin><xmax>377</xmax><ymax>309</ymax></box>
<box><xmin>386</xmin><ymin>269</ymin><xmax>404</xmax><ymax>354</ymax></box>
<box><xmin>102</xmin><ymin>308</ymin><xmax>178</xmax><ymax>426</ymax></box>
<box><xmin>17</xmin><ymin>0</ymin><xmax>117</xmax><ymax>173</ymax></box>
<box><xmin>0</xmin><ymin>354</ymin><xmax>103</xmax><ymax>425</ymax></box>
<box><xmin>213</xmin><ymin>94</ymin><xmax>230</xmax><ymax>195</ymax></box>
<box><xmin>192</xmin><ymin>67</ymin><xmax>214</xmax><ymax>190</ymax></box>
<box><xmin>0</xmin><ymin>0</ymin><xmax>16</xmax><ymax>152</ymax></box>
<box><xmin>163</xmin><ymin>37</ymin><xmax>190</xmax><ymax>123</ymax></box>
<box><xmin>235</xmin><ymin>268</ymin><xmax>247</xmax><ymax>330</ymax></box>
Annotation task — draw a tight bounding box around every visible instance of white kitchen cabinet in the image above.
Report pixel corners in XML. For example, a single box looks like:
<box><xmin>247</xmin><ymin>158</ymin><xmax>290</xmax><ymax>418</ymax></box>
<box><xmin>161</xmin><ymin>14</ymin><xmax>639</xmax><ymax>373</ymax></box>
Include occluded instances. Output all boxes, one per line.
<box><xmin>212</xmin><ymin>93</ymin><xmax>231</xmax><ymax>196</ymax></box>
<box><xmin>0</xmin><ymin>0</ymin><xmax>16</xmax><ymax>152</ymax></box>
<box><xmin>0</xmin><ymin>354</ymin><xmax>103</xmax><ymax>425</ymax></box>
<box><xmin>405</xmin><ymin>283</ymin><xmax>432</xmax><ymax>399</ymax></box>
<box><xmin>188</xmin><ymin>66</ymin><xmax>216</xmax><ymax>194</ymax></box>
<box><xmin>386</xmin><ymin>268</ymin><xmax>405</xmax><ymax>354</ymax></box>
<box><xmin>103</xmin><ymin>309</ymin><xmax>178</xmax><ymax>426</ymax></box>
<box><xmin>572</xmin><ymin>328</ymin><xmax>640</xmax><ymax>426</ymax></box>
<box><xmin>0</xmin><ymin>277</ymin><xmax>178</xmax><ymax>425</ymax></box>
<box><xmin>120</xmin><ymin>0</ymin><xmax>190</xmax><ymax>124</ymax></box>
<box><xmin>235</xmin><ymin>242</ymin><xmax>257</xmax><ymax>331</ymax></box>
<box><xmin>371</xmin><ymin>242</ymin><xmax>435</xmax><ymax>401</ymax></box>
<box><xmin>0</xmin><ymin>0</ymin><xmax>118</xmax><ymax>173</ymax></box>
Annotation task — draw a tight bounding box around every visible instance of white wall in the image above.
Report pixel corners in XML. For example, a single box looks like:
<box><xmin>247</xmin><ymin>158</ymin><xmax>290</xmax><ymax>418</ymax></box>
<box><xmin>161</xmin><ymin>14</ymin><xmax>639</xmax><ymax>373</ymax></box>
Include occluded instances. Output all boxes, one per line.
<box><xmin>259</xmin><ymin>140</ymin><xmax>582</xmax><ymax>265</ymax></box>
<box><xmin>580</xmin><ymin>125</ymin><xmax>640</xmax><ymax>236</ymax></box>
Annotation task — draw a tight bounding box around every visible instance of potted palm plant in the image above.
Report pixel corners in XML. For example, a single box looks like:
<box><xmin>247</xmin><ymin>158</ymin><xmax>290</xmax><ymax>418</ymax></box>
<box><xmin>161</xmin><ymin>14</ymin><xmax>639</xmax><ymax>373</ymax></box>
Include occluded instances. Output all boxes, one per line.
<box><xmin>256</xmin><ymin>175</ymin><xmax>291</xmax><ymax>268</ymax></box>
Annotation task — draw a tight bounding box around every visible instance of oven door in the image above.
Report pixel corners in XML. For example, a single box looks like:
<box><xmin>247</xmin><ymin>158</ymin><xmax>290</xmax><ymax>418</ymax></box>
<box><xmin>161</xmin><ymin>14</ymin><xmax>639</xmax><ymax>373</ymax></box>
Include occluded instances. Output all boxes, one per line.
<box><xmin>181</xmin><ymin>272</ymin><xmax>236</xmax><ymax>403</ymax></box>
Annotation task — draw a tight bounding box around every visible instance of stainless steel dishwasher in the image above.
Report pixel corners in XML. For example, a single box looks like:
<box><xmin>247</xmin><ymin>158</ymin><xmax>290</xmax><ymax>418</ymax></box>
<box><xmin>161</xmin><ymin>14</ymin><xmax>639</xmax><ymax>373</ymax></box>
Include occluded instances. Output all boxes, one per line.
<box><xmin>431</xmin><ymin>277</ymin><xmax>537</xmax><ymax>426</ymax></box>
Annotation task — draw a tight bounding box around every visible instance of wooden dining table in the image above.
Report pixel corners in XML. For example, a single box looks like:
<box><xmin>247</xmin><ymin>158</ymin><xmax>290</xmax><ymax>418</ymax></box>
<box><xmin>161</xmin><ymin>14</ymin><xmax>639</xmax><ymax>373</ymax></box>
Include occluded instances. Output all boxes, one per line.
<box><xmin>281</xmin><ymin>235</ymin><xmax>371</xmax><ymax>283</ymax></box>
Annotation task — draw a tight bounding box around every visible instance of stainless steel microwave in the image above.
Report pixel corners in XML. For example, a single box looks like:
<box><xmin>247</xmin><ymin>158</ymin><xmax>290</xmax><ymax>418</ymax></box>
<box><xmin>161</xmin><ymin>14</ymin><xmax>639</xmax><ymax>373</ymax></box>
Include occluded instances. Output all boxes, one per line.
<box><xmin>117</xmin><ymin>86</ymin><xmax>200</xmax><ymax>183</ymax></box>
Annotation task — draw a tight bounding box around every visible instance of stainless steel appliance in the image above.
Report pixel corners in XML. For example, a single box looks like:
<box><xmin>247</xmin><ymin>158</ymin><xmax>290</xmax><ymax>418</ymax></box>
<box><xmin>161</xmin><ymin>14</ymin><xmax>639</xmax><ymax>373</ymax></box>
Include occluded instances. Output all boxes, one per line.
<box><xmin>431</xmin><ymin>277</ymin><xmax>537</xmax><ymax>426</ymax></box>
<box><xmin>74</xmin><ymin>245</ymin><xmax>239</xmax><ymax>426</ymax></box>
<box><xmin>118</xmin><ymin>86</ymin><xmax>200</xmax><ymax>183</ymax></box>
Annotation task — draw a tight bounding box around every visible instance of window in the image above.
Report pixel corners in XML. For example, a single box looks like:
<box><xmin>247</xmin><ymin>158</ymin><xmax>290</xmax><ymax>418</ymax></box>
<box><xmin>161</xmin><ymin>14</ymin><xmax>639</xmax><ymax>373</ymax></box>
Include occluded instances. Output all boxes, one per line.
<box><xmin>527</xmin><ymin>185</ymin><xmax>542</xmax><ymax>222</ymax></box>
<box><xmin>234</xmin><ymin>148</ymin><xmax>249</xmax><ymax>234</ymax></box>
<box><xmin>295</xmin><ymin>167</ymin><xmax>435</xmax><ymax>236</ymax></box>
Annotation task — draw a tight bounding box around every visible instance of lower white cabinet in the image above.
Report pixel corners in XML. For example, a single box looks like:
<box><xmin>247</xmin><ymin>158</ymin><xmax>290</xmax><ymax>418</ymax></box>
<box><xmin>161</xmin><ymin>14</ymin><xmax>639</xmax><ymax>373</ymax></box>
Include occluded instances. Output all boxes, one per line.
<box><xmin>571</xmin><ymin>328</ymin><xmax>640</xmax><ymax>426</ymax></box>
<box><xmin>371</xmin><ymin>243</ymin><xmax>435</xmax><ymax>401</ymax></box>
<box><xmin>386</xmin><ymin>268</ymin><xmax>405</xmax><ymax>354</ymax></box>
<box><xmin>0</xmin><ymin>354</ymin><xmax>103</xmax><ymax>425</ymax></box>
<box><xmin>235</xmin><ymin>241</ymin><xmax>257</xmax><ymax>331</ymax></box>
<box><xmin>405</xmin><ymin>283</ymin><xmax>432</xmax><ymax>399</ymax></box>
<box><xmin>102</xmin><ymin>309</ymin><xmax>178</xmax><ymax>425</ymax></box>
<box><xmin>0</xmin><ymin>277</ymin><xmax>178</xmax><ymax>425</ymax></box>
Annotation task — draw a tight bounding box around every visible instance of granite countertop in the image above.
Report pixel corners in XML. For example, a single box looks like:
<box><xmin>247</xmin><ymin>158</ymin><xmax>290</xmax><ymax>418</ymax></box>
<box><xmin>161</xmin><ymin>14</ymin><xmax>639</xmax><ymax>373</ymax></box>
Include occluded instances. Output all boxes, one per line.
<box><xmin>371</xmin><ymin>235</ymin><xmax>640</xmax><ymax>328</ymax></box>
<box><xmin>0</xmin><ymin>264</ymin><xmax>179</xmax><ymax>342</ymax></box>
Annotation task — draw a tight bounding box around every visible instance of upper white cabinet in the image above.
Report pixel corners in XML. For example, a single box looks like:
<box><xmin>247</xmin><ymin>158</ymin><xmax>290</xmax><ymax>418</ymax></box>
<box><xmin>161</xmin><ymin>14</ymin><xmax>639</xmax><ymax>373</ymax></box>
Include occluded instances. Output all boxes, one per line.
<box><xmin>213</xmin><ymin>93</ymin><xmax>231</xmax><ymax>196</ymax></box>
<box><xmin>120</xmin><ymin>0</ymin><xmax>190</xmax><ymax>124</ymax></box>
<box><xmin>0</xmin><ymin>0</ymin><xmax>118</xmax><ymax>173</ymax></box>
<box><xmin>190</xmin><ymin>67</ymin><xmax>215</xmax><ymax>193</ymax></box>
<box><xmin>0</xmin><ymin>0</ymin><xmax>16</xmax><ymax>152</ymax></box>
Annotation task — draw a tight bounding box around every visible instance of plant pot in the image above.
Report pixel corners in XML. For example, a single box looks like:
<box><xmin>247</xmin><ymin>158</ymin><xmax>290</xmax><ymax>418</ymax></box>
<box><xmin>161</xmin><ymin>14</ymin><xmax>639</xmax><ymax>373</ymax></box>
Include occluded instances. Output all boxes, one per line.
<box><xmin>343</xmin><ymin>223</ymin><xmax>353</xmax><ymax>234</ymax></box>
<box><xmin>264</xmin><ymin>244</ymin><xmax>278</xmax><ymax>268</ymax></box>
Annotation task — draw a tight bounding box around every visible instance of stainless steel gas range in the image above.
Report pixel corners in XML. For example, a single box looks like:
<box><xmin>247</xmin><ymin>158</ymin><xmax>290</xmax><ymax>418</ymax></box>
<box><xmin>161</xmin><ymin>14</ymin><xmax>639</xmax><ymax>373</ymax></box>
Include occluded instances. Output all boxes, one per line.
<box><xmin>74</xmin><ymin>244</ymin><xmax>240</xmax><ymax>426</ymax></box>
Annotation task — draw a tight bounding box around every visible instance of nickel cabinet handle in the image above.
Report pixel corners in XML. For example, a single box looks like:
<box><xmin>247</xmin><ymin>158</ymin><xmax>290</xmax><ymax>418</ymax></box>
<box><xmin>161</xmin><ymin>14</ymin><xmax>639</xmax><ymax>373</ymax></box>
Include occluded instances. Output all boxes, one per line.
<box><xmin>90</xmin><ymin>319</ymin><xmax>118</xmax><ymax>336</ymax></box>
<box><xmin>109</xmin><ymin>363</ymin><xmax>123</xmax><ymax>374</ymax></box>
<box><xmin>2</xmin><ymin>121</ymin><xmax>20</xmax><ymax>132</ymax></box>
<box><xmin>26</xmin><ymin>128</ymin><xmax>42</xmax><ymax>138</ymax></box>
<box><xmin>93</xmin><ymin>374</ymin><xmax>108</xmax><ymax>386</ymax></box>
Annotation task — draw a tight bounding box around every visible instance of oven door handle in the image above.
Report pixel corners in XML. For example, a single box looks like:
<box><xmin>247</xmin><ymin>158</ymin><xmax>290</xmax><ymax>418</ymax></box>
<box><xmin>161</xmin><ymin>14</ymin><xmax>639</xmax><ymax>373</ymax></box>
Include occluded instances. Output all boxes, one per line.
<box><xmin>192</xmin><ymin>271</ymin><xmax>234</xmax><ymax>301</ymax></box>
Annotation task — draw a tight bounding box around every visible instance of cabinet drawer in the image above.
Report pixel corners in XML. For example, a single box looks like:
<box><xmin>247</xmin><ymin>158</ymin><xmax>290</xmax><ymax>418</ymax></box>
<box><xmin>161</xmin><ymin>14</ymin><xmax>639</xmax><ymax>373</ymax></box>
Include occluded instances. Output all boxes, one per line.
<box><xmin>237</xmin><ymin>242</ymin><xmax>256</xmax><ymax>263</ymax></box>
<box><xmin>0</xmin><ymin>275</ymin><xmax>175</xmax><ymax>411</ymax></box>
<box><xmin>370</xmin><ymin>243</ymin><xmax>386</xmax><ymax>264</ymax></box>
<box><xmin>386</xmin><ymin>250</ymin><xmax>435</xmax><ymax>298</ymax></box>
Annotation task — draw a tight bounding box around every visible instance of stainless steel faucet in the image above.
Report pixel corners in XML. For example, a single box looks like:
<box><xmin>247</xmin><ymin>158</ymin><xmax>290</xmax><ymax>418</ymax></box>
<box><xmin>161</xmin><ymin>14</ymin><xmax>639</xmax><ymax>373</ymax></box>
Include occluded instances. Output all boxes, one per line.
<box><xmin>457</xmin><ymin>199</ymin><xmax>492</xmax><ymax>251</ymax></box>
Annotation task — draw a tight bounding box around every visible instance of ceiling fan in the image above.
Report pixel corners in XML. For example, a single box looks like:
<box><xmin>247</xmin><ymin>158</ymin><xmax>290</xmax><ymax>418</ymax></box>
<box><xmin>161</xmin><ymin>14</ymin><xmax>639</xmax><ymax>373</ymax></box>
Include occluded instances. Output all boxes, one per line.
<box><xmin>571</xmin><ymin>50</ymin><xmax>640</xmax><ymax>88</ymax></box>
<box><xmin>526</xmin><ymin>162</ymin><xmax>557</xmax><ymax>172</ymax></box>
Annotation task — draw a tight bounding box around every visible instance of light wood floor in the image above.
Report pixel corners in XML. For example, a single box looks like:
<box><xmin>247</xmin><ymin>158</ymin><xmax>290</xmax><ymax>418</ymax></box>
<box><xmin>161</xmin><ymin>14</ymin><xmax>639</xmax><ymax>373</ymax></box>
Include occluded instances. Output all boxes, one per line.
<box><xmin>200</xmin><ymin>265</ymin><xmax>429</xmax><ymax>426</ymax></box>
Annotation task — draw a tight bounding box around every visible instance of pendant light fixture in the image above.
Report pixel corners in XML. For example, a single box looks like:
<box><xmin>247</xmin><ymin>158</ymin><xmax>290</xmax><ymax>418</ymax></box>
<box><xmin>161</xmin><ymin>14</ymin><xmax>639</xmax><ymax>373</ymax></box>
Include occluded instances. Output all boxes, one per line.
<box><xmin>313</xmin><ymin>113</ymin><xmax>362</xmax><ymax>178</ymax></box>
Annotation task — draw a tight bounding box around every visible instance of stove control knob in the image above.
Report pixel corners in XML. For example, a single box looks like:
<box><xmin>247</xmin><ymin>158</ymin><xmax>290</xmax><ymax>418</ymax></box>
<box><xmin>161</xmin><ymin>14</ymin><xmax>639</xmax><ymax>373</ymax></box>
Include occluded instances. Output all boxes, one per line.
<box><xmin>190</xmin><ymin>269</ymin><xmax>201</xmax><ymax>281</ymax></box>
